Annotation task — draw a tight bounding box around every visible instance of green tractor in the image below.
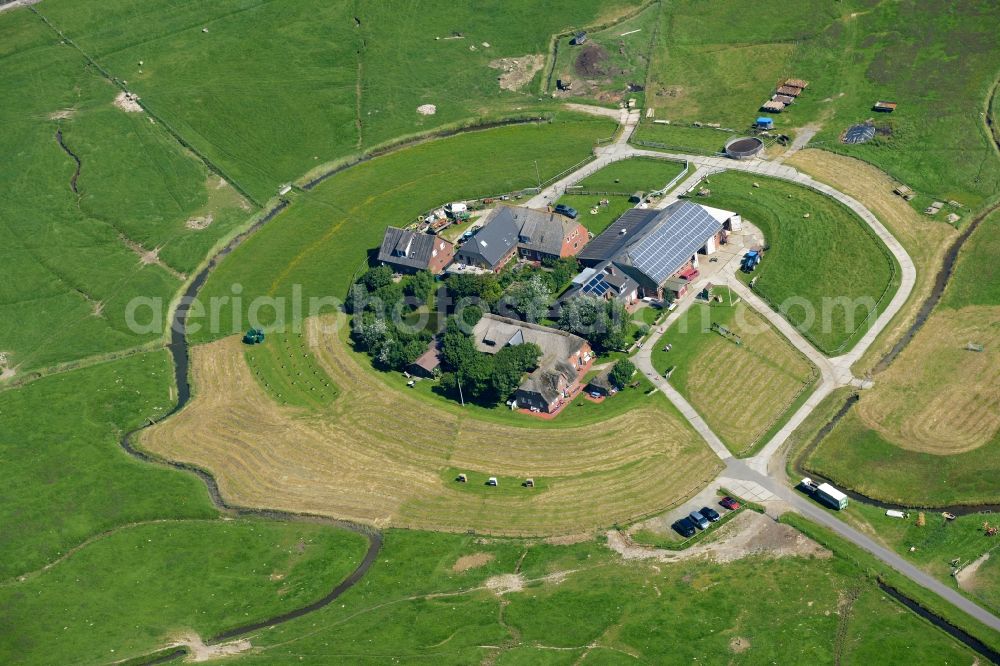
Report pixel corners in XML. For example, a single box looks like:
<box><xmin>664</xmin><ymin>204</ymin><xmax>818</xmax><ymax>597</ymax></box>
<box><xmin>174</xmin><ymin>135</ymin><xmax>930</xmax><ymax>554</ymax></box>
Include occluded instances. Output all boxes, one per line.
<box><xmin>243</xmin><ymin>328</ymin><xmax>265</xmax><ymax>345</ymax></box>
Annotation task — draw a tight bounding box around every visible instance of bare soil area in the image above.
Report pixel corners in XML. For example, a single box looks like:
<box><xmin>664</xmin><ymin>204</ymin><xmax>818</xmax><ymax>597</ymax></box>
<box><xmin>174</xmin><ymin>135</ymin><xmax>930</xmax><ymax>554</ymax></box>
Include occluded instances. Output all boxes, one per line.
<box><xmin>574</xmin><ymin>43</ymin><xmax>610</xmax><ymax>77</ymax></box>
<box><xmin>608</xmin><ymin>511</ymin><xmax>830</xmax><ymax>564</ymax></box>
<box><xmin>185</xmin><ymin>214</ymin><xmax>214</xmax><ymax>230</ymax></box>
<box><xmin>956</xmin><ymin>552</ymin><xmax>990</xmax><ymax>590</ymax></box>
<box><xmin>489</xmin><ymin>55</ymin><xmax>544</xmax><ymax>92</ymax></box>
<box><xmin>166</xmin><ymin>632</ymin><xmax>252</xmax><ymax>662</ymax></box>
<box><xmin>114</xmin><ymin>92</ymin><xmax>143</xmax><ymax>113</ymax></box>
<box><xmin>48</xmin><ymin>108</ymin><xmax>76</xmax><ymax>120</ymax></box>
<box><xmin>453</xmin><ymin>552</ymin><xmax>495</xmax><ymax>572</ymax></box>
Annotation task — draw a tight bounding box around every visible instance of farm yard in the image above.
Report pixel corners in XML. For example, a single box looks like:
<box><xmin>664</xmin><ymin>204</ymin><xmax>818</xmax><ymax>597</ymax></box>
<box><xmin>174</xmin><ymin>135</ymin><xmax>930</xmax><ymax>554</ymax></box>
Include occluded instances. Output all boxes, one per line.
<box><xmin>1</xmin><ymin>0</ymin><xmax>999</xmax><ymax>661</ymax></box>
<box><xmin>142</xmin><ymin>320</ymin><xmax>722</xmax><ymax>536</ymax></box>
<box><xmin>700</xmin><ymin>171</ymin><xmax>898</xmax><ymax>355</ymax></box>
<box><xmin>189</xmin><ymin>114</ymin><xmax>615</xmax><ymax>343</ymax></box>
<box><xmin>651</xmin><ymin>297</ymin><xmax>818</xmax><ymax>456</ymax></box>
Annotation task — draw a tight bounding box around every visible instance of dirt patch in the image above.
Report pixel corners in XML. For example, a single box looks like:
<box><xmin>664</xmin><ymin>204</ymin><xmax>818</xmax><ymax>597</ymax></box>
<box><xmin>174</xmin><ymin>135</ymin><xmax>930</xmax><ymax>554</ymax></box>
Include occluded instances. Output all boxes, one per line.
<box><xmin>489</xmin><ymin>55</ymin><xmax>544</xmax><ymax>92</ymax></box>
<box><xmin>544</xmin><ymin>532</ymin><xmax>594</xmax><ymax>546</ymax></box>
<box><xmin>729</xmin><ymin>636</ymin><xmax>751</xmax><ymax>653</ymax></box>
<box><xmin>416</xmin><ymin>104</ymin><xmax>437</xmax><ymax>116</ymax></box>
<box><xmin>0</xmin><ymin>352</ymin><xmax>14</xmax><ymax>381</ymax></box>
<box><xmin>609</xmin><ymin>511</ymin><xmax>830</xmax><ymax>564</ymax></box>
<box><xmin>574</xmin><ymin>43</ymin><xmax>610</xmax><ymax>77</ymax></box>
<box><xmin>956</xmin><ymin>552</ymin><xmax>990</xmax><ymax>590</ymax></box>
<box><xmin>452</xmin><ymin>552</ymin><xmax>495</xmax><ymax>572</ymax></box>
<box><xmin>186</xmin><ymin>214</ymin><xmax>214</xmax><ymax>230</ymax></box>
<box><xmin>48</xmin><ymin>108</ymin><xmax>76</xmax><ymax>120</ymax></box>
<box><xmin>114</xmin><ymin>91</ymin><xmax>143</xmax><ymax>113</ymax></box>
<box><xmin>856</xmin><ymin>306</ymin><xmax>1000</xmax><ymax>454</ymax></box>
<box><xmin>167</xmin><ymin>632</ymin><xmax>252</xmax><ymax>662</ymax></box>
<box><xmin>485</xmin><ymin>573</ymin><xmax>525</xmax><ymax>595</ymax></box>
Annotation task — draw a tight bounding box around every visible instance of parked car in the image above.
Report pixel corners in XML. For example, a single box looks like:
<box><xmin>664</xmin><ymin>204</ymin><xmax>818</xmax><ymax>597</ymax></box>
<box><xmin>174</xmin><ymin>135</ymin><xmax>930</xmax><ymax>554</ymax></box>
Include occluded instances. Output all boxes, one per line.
<box><xmin>689</xmin><ymin>510</ymin><xmax>710</xmax><ymax>530</ymax></box>
<box><xmin>554</xmin><ymin>203</ymin><xmax>578</xmax><ymax>219</ymax></box>
<box><xmin>699</xmin><ymin>506</ymin><xmax>721</xmax><ymax>522</ymax></box>
<box><xmin>719</xmin><ymin>496</ymin><xmax>741</xmax><ymax>511</ymax></box>
<box><xmin>673</xmin><ymin>517</ymin><xmax>697</xmax><ymax>538</ymax></box>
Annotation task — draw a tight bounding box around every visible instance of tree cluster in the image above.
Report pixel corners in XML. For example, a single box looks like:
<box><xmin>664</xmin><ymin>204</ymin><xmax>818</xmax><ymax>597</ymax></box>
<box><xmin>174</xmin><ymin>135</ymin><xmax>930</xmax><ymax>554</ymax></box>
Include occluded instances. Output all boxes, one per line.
<box><xmin>557</xmin><ymin>295</ymin><xmax>630</xmax><ymax>352</ymax></box>
<box><xmin>349</xmin><ymin>266</ymin><xmax>436</xmax><ymax>371</ymax></box>
<box><xmin>439</xmin><ymin>317</ymin><xmax>540</xmax><ymax>404</ymax></box>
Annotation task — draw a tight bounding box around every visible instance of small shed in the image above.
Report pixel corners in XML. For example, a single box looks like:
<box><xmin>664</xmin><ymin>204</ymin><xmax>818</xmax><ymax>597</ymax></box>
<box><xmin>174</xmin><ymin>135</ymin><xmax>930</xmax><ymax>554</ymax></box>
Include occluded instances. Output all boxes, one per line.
<box><xmin>408</xmin><ymin>342</ymin><xmax>441</xmax><ymax>378</ymax></box>
<box><xmin>776</xmin><ymin>85</ymin><xmax>803</xmax><ymax>97</ymax></box>
<box><xmin>873</xmin><ymin>100</ymin><xmax>897</xmax><ymax>112</ymax></box>
<box><xmin>585</xmin><ymin>367</ymin><xmax>615</xmax><ymax>397</ymax></box>
<box><xmin>761</xmin><ymin>100</ymin><xmax>785</xmax><ymax>113</ymax></box>
<box><xmin>570</xmin><ymin>31</ymin><xmax>588</xmax><ymax>45</ymax></box>
<box><xmin>755</xmin><ymin>117</ymin><xmax>774</xmax><ymax>130</ymax></box>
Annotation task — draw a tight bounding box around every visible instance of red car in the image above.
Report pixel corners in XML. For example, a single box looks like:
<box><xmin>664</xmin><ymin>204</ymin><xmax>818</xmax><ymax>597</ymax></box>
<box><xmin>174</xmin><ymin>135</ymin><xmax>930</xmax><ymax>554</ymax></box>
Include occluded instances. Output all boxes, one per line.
<box><xmin>720</xmin><ymin>496</ymin><xmax>741</xmax><ymax>511</ymax></box>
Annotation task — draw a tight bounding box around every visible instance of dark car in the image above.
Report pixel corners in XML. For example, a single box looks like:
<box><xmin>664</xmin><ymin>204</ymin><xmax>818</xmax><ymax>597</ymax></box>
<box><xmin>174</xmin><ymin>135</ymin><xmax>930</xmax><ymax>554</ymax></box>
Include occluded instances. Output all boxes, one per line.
<box><xmin>554</xmin><ymin>203</ymin><xmax>578</xmax><ymax>219</ymax></box>
<box><xmin>720</xmin><ymin>496</ymin><xmax>741</xmax><ymax>511</ymax></box>
<box><xmin>700</xmin><ymin>506</ymin><xmax>721</xmax><ymax>522</ymax></box>
<box><xmin>672</xmin><ymin>517</ymin><xmax>697</xmax><ymax>538</ymax></box>
<box><xmin>689</xmin><ymin>510</ymin><xmax>710</xmax><ymax>530</ymax></box>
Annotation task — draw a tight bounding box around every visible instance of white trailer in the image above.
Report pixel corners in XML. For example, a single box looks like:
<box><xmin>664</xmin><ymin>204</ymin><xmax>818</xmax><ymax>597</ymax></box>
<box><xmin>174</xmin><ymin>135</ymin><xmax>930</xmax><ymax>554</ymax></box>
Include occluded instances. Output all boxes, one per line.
<box><xmin>816</xmin><ymin>483</ymin><xmax>849</xmax><ymax>510</ymax></box>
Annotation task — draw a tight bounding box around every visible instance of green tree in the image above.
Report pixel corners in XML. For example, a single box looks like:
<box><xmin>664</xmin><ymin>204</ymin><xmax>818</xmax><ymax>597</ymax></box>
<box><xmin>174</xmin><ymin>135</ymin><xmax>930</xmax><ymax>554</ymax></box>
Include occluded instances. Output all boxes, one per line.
<box><xmin>609</xmin><ymin>358</ymin><xmax>635</xmax><ymax>389</ymax></box>
<box><xmin>490</xmin><ymin>342</ymin><xmax>541</xmax><ymax>398</ymax></box>
<box><xmin>404</xmin><ymin>270</ymin><xmax>435</xmax><ymax>304</ymax></box>
<box><xmin>361</xmin><ymin>264</ymin><xmax>393</xmax><ymax>291</ymax></box>
<box><xmin>503</xmin><ymin>274</ymin><xmax>551</xmax><ymax>322</ymax></box>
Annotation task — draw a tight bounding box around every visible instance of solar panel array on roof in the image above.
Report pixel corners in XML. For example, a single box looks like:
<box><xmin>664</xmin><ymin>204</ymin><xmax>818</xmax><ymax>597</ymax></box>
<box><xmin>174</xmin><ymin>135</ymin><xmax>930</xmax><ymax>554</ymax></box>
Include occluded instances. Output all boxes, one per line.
<box><xmin>582</xmin><ymin>273</ymin><xmax>611</xmax><ymax>297</ymax></box>
<box><xmin>624</xmin><ymin>202</ymin><xmax>722</xmax><ymax>285</ymax></box>
<box><xmin>577</xmin><ymin>208</ymin><xmax>660</xmax><ymax>264</ymax></box>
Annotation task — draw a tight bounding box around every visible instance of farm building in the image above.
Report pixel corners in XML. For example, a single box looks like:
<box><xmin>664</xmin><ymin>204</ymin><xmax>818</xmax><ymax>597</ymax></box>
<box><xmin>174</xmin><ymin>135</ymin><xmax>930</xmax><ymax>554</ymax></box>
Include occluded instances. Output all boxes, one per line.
<box><xmin>472</xmin><ymin>314</ymin><xmax>593</xmax><ymax>413</ymax></box>
<box><xmin>585</xmin><ymin>366</ymin><xmax>616</xmax><ymax>397</ymax></box>
<box><xmin>453</xmin><ymin>205</ymin><xmax>589</xmax><ymax>271</ymax></box>
<box><xmin>562</xmin><ymin>260</ymin><xmax>640</xmax><ymax>307</ymax></box>
<box><xmin>453</xmin><ymin>208</ymin><xmax>521</xmax><ymax>272</ymax></box>
<box><xmin>378</xmin><ymin>227</ymin><xmax>455</xmax><ymax>274</ymax></box>
<box><xmin>760</xmin><ymin>100</ymin><xmax>785</xmax><ymax>113</ymax></box>
<box><xmin>408</xmin><ymin>341</ymin><xmax>441</xmax><ymax>378</ymax></box>
<box><xmin>509</xmin><ymin>206</ymin><xmax>588</xmax><ymax>261</ymax></box>
<box><xmin>577</xmin><ymin>201</ymin><xmax>729</xmax><ymax>301</ymax></box>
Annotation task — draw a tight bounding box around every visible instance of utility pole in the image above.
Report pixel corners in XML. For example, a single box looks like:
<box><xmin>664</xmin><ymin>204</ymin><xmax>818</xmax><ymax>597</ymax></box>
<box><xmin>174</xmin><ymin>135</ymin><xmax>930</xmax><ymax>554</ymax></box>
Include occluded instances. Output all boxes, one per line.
<box><xmin>457</xmin><ymin>373</ymin><xmax>465</xmax><ymax>407</ymax></box>
<box><xmin>534</xmin><ymin>160</ymin><xmax>541</xmax><ymax>189</ymax></box>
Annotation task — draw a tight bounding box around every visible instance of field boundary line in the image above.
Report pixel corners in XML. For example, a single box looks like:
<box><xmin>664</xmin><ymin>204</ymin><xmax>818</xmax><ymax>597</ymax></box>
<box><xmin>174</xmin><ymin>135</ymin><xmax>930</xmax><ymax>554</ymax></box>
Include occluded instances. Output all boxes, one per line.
<box><xmin>28</xmin><ymin>7</ymin><xmax>262</xmax><ymax>207</ymax></box>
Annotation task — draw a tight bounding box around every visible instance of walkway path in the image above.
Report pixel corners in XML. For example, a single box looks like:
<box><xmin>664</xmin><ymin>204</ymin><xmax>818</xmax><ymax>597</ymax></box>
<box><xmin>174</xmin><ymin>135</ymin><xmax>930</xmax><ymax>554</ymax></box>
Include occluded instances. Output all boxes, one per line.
<box><xmin>554</xmin><ymin>105</ymin><xmax>999</xmax><ymax>633</ymax></box>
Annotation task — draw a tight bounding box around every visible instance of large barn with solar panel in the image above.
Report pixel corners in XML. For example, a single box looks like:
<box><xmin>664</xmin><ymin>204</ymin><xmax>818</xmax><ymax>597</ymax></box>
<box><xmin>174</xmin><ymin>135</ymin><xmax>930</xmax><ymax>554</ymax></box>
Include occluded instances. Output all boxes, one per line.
<box><xmin>577</xmin><ymin>201</ymin><xmax>737</xmax><ymax>301</ymax></box>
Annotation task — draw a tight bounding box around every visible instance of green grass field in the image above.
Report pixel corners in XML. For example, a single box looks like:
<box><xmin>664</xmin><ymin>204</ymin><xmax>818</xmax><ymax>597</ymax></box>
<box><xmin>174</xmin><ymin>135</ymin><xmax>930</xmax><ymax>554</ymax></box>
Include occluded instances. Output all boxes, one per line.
<box><xmin>0</xmin><ymin>519</ymin><xmax>367</xmax><ymax>665</ymax></box>
<box><xmin>804</xmin><ymin>210</ymin><xmax>1000</xmax><ymax>506</ymax></box>
<box><xmin>244</xmin><ymin>330</ymin><xmax>338</xmax><ymax>409</ymax></box>
<box><xmin>643</xmin><ymin>0</ymin><xmax>1000</xmax><ymax>206</ymax></box>
<box><xmin>650</xmin><ymin>296</ymin><xmax>817</xmax><ymax>455</ymax></box>
<box><xmin>0</xmin><ymin>11</ymin><xmax>253</xmax><ymax>373</ymax></box>
<box><xmin>0</xmin><ymin>353</ymin><xmax>217</xmax><ymax>579</ymax></box>
<box><xmin>702</xmin><ymin>171</ymin><xmax>898</xmax><ymax>354</ymax></box>
<box><xmin>556</xmin><ymin>156</ymin><xmax>687</xmax><ymax>234</ymax></box>
<box><xmin>193</xmin><ymin>528</ymin><xmax>977</xmax><ymax>663</ymax></box>
<box><xmin>805</xmin><ymin>404</ymin><xmax>1000</xmax><ymax>507</ymax></box>
<box><xmin>36</xmin><ymin>0</ymin><xmax>641</xmax><ymax>203</ymax></box>
<box><xmin>843</xmin><ymin>502</ymin><xmax>1000</xmax><ymax>615</ymax></box>
<box><xmin>191</xmin><ymin>115</ymin><xmax>614</xmax><ymax>344</ymax></box>
<box><xmin>631</xmin><ymin>122</ymin><xmax>734</xmax><ymax>155</ymax></box>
